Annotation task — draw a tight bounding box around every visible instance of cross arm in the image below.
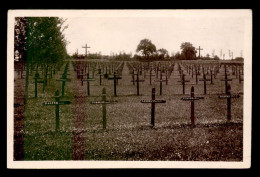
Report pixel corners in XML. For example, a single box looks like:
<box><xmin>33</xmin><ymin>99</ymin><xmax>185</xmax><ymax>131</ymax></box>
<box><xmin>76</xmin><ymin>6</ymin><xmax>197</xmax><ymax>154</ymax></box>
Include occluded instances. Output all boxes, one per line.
<box><xmin>141</xmin><ymin>100</ymin><xmax>166</xmax><ymax>103</ymax></box>
<box><xmin>131</xmin><ymin>80</ymin><xmax>145</xmax><ymax>82</ymax></box>
<box><xmin>90</xmin><ymin>100</ymin><xmax>118</xmax><ymax>104</ymax></box>
<box><xmin>218</xmin><ymin>95</ymin><xmax>240</xmax><ymax>99</ymax></box>
<box><xmin>154</xmin><ymin>79</ymin><xmax>167</xmax><ymax>82</ymax></box>
<box><xmin>199</xmin><ymin>79</ymin><xmax>211</xmax><ymax>81</ymax></box>
<box><xmin>181</xmin><ymin>97</ymin><xmax>204</xmax><ymax>101</ymax></box>
<box><xmin>82</xmin><ymin>79</ymin><xmax>95</xmax><ymax>81</ymax></box>
<box><xmin>221</xmin><ymin>79</ymin><xmax>232</xmax><ymax>81</ymax></box>
<box><xmin>56</xmin><ymin>79</ymin><xmax>71</xmax><ymax>82</ymax></box>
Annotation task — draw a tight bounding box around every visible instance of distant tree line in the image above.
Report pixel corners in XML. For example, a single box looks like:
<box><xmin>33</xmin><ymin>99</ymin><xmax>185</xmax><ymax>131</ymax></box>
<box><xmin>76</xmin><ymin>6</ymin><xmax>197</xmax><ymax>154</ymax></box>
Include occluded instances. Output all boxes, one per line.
<box><xmin>134</xmin><ymin>39</ymin><xmax>220</xmax><ymax>61</ymax></box>
<box><xmin>71</xmin><ymin>51</ymin><xmax>132</xmax><ymax>61</ymax></box>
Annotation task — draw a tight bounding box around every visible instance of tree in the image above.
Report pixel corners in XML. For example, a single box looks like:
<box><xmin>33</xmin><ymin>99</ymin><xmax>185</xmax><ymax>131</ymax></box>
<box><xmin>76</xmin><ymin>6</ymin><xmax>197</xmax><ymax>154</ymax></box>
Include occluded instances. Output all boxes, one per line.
<box><xmin>180</xmin><ymin>42</ymin><xmax>197</xmax><ymax>60</ymax></box>
<box><xmin>234</xmin><ymin>57</ymin><xmax>244</xmax><ymax>61</ymax></box>
<box><xmin>26</xmin><ymin>17</ymin><xmax>68</xmax><ymax>65</ymax></box>
<box><xmin>157</xmin><ymin>48</ymin><xmax>169</xmax><ymax>60</ymax></box>
<box><xmin>173</xmin><ymin>51</ymin><xmax>182</xmax><ymax>60</ymax></box>
<box><xmin>213</xmin><ymin>55</ymin><xmax>220</xmax><ymax>60</ymax></box>
<box><xmin>136</xmin><ymin>39</ymin><xmax>156</xmax><ymax>60</ymax></box>
<box><xmin>203</xmin><ymin>54</ymin><xmax>211</xmax><ymax>60</ymax></box>
<box><xmin>14</xmin><ymin>17</ymin><xmax>27</xmax><ymax>62</ymax></box>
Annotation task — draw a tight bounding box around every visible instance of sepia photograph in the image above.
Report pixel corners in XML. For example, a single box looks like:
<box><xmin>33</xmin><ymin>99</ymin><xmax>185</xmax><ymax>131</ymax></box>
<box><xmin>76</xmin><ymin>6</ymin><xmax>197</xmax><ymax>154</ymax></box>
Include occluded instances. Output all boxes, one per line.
<box><xmin>7</xmin><ymin>9</ymin><xmax>252</xmax><ymax>169</ymax></box>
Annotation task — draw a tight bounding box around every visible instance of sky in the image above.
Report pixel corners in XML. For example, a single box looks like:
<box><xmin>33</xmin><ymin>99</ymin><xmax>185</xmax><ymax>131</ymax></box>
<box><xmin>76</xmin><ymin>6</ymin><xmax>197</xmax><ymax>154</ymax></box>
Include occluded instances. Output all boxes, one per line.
<box><xmin>62</xmin><ymin>10</ymin><xmax>251</xmax><ymax>59</ymax></box>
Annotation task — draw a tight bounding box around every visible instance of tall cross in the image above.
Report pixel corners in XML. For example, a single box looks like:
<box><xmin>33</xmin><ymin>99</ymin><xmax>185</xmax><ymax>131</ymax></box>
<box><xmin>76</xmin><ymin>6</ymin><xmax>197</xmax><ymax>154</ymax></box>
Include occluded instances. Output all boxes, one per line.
<box><xmin>239</xmin><ymin>68</ymin><xmax>244</xmax><ymax>84</ymax></box>
<box><xmin>132</xmin><ymin>69</ymin><xmax>136</xmax><ymax>85</ymax></box>
<box><xmin>221</xmin><ymin>72</ymin><xmax>232</xmax><ymax>94</ymax></box>
<box><xmin>82</xmin><ymin>43</ymin><xmax>90</xmax><ymax>59</ymax></box>
<box><xmin>56</xmin><ymin>74</ymin><xmax>71</xmax><ymax>97</ymax></box>
<box><xmin>97</xmin><ymin>68</ymin><xmax>103</xmax><ymax>85</ymax></box>
<box><xmin>90</xmin><ymin>88</ymin><xmax>118</xmax><ymax>129</ymax></box>
<box><xmin>218</xmin><ymin>84</ymin><xmax>240</xmax><ymax>122</ymax></box>
<box><xmin>199</xmin><ymin>74</ymin><xmax>211</xmax><ymax>94</ymax></box>
<box><xmin>42</xmin><ymin>90</ymin><xmax>71</xmax><ymax>131</ymax></box>
<box><xmin>32</xmin><ymin>72</ymin><xmax>44</xmax><ymax>98</ymax></box>
<box><xmin>108</xmin><ymin>72</ymin><xmax>122</xmax><ymax>97</ymax></box>
<box><xmin>82</xmin><ymin>73</ymin><xmax>95</xmax><ymax>96</ymax></box>
<box><xmin>131</xmin><ymin>70</ymin><xmax>145</xmax><ymax>96</ymax></box>
<box><xmin>196</xmin><ymin>46</ymin><xmax>203</xmax><ymax>59</ymax></box>
<box><xmin>154</xmin><ymin>71</ymin><xmax>167</xmax><ymax>95</ymax></box>
<box><xmin>149</xmin><ymin>68</ymin><xmax>156</xmax><ymax>85</ymax></box>
<box><xmin>178</xmin><ymin>74</ymin><xmax>190</xmax><ymax>94</ymax></box>
<box><xmin>141</xmin><ymin>88</ymin><xmax>166</xmax><ymax>127</ymax></box>
<box><xmin>181</xmin><ymin>86</ymin><xmax>204</xmax><ymax>126</ymax></box>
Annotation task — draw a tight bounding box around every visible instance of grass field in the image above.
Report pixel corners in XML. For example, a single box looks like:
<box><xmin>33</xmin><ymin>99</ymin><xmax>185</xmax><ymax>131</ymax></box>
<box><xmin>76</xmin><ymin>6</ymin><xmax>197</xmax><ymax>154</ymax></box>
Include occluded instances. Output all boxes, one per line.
<box><xmin>16</xmin><ymin>59</ymin><xmax>243</xmax><ymax>161</ymax></box>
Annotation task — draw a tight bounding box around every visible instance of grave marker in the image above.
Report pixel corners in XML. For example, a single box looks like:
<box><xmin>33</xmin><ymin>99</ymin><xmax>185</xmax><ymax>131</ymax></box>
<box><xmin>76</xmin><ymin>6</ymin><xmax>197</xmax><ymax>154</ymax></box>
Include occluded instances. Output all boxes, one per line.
<box><xmin>210</xmin><ymin>70</ymin><xmax>214</xmax><ymax>84</ymax></box>
<box><xmin>181</xmin><ymin>86</ymin><xmax>204</xmax><ymax>126</ymax></box>
<box><xmin>33</xmin><ymin>72</ymin><xmax>44</xmax><ymax>98</ymax></box>
<box><xmin>97</xmin><ymin>69</ymin><xmax>103</xmax><ymax>85</ymax></box>
<box><xmin>178</xmin><ymin>74</ymin><xmax>190</xmax><ymax>94</ymax></box>
<box><xmin>154</xmin><ymin>72</ymin><xmax>167</xmax><ymax>95</ymax></box>
<box><xmin>131</xmin><ymin>71</ymin><xmax>145</xmax><ymax>96</ymax></box>
<box><xmin>199</xmin><ymin>74</ymin><xmax>211</xmax><ymax>94</ymax></box>
<box><xmin>90</xmin><ymin>88</ymin><xmax>118</xmax><ymax>129</ymax></box>
<box><xmin>221</xmin><ymin>72</ymin><xmax>232</xmax><ymax>94</ymax></box>
<box><xmin>218</xmin><ymin>84</ymin><xmax>240</xmax><ymax>122</ymax></box>
<box><xmin>82</xmin><ymin>73</ymin><xmax>95</xmax><ymax>96</ymax></box>
<box><xmin>108</xmin><ymin>72</ymin><xmax>122</xmax><ymax>97</ymax></box>
<box><xmin>43</xmin><ymin>90</ymin><xmax>71</xmax><ymax>131</ymax></box>
<box><xmin>56</xmin><ymin>74</ymin><xmax>71</xmax><ymax>97</ymax></box>
<box><xmin>149</xmin><ymin>68</ymin><xmax>156</xmax><ymax>85</ymax></box>
<box><xmin>239</xmin><ymin>69</ymin><xmax>244</xmax><ymax>84</ymax></box>
<box><xmin>141</xmin><ymin>88</ymin><xmax>166</xmax><ymax>127</ymax></box>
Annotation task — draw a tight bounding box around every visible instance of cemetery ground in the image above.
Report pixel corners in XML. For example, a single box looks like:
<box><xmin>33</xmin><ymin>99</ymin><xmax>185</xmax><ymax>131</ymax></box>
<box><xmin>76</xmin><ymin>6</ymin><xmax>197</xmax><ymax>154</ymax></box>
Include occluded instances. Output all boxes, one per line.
<box><xmin>16</xmin><ymin>59</ymin><xmax>243</xmax><ymax>161</ymax></box>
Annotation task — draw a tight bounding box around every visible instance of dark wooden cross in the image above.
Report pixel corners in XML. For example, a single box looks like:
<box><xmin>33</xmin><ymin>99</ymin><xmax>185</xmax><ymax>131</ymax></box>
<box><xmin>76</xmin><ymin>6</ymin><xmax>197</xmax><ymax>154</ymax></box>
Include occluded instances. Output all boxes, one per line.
<box><xmin>199</xmin><ymin>74</ymin><xmax>211</xmax><ymax>94</ymax></box>
<box><xmin>56</xmin><ymin>74</ymin><xmax>71</xmax><ymax>97</ymax></box>
<box><xmin>178</xmin><ymin>74</ymin><xmax>190</xmax><ymax>94</ymax></box>
<box><xmin>196</xmin><ymin>46</ymin><xmax>203</xmax><ymax>59</ymax></box>
<box><xmin>223</xmin><ymin>64</ymin><xmax>231</xmax><ymax>76</ymax></box>
<box><xmin>82</xmin><ymin>73</ymin><xmax>95</xmax><ymax>96</ymax></box>
<box><xmin>141</xmin><ymin>88</ymin><xmax>166</xmax><ymax>127</ymax></box>
<box><xmin>239</xmin><ymin>69</ymin><xmax>244</xmax><ymax>84</ymax></box>
<box><xmin>108</xmin><ymin>72</ymin><xmax>122</xmax><ymax>97</ymax></box>
<box><xmin>96</xmin><ymin>68</ymin><xmax>103</xmax><ymax>85</ymax></box>
<box><xmin>90</xmin><ymin>88</ymin><xmax>118</xmax><ymax>129</ymax></box>
<box><xmin>131</xmin><ymin>71</ymin><xmax>145</xmax><ymax>96</ymax></box>
<box><xmin>221</xmin><ymin>72</ymin><xmax>232</xmax><ymax>94</ymax></box>
<box><xmin>46</xmin><ymin>66</ymin><xmax>53</xmax><ymax>79</ymax></box>
<box><xmin>91</xmin><ymin>67</ymin><xmax>96</xmax><ymax>79</ymax></box>
<box><xmin>149</xmin><ymin>68</ymin><xmax>156</xmax><ymax>85</ymax></box>
<box><xmin>76</xmin><ymin>68</ymin><xmax>83</xmax><ymax>79</ymax></box>
<box><xmin>32</xmin><ymin>72</ymin><xmax>44</xmax><ymax>98</ymax></box>
<box><xmin>195</xmin><ymin>67</ymin><xmax>199</xmax><ymax>84</ymax></box>
<box><xmin>103</xmin><ymin>66</ymin><xmax>109</xmax><ymax>79</ymax></box>
<box><xmin>181</xmin><ymin>86</ymin><xmax>204</xmax><ymax>126</ymax></box>
<box><xmin>154</xmin><ymin>72</ymin><xmax>167</xmax><ymax>95</ymax></box>
<box><xmin>210</xmin><ymin>70</ymin><xmax>214</xmax><ymax>84</ymax></box>
<box><xmin>191</xmin><ymin>65</ymin><xmax>194</xmax><ymax>78</ymax></box>
<box><xmin>131</xmin><ymin>69</ymin><xmax>136</xmax><ymax>85</ymax></box>
<box><xmin>82</xmin><ymin>43</ymin><xmax>90</xmax><ymax>59</ymax></box>
<box><xmin>43</xmin><ymin>90</ymin><xmax>71</xmax><ymax>131</ymax></box>
<box><xmin>218</xmin><ymin>84</ymin><xmax>240</xmax><ymax>122</ymax></box>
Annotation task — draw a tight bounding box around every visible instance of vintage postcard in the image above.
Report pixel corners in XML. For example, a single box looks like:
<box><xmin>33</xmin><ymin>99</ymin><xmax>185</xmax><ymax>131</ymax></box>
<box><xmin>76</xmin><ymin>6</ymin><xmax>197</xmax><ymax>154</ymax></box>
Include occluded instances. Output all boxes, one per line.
<box><xmin>7</xmin><ymin>9</ymin><xmax>252</xmax><ymax>168</ymax></box>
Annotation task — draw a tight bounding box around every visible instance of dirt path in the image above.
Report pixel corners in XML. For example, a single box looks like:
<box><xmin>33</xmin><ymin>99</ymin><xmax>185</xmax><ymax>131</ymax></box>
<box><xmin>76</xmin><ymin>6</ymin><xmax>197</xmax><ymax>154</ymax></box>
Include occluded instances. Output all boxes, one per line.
<box><xmin>14</xmin><ymin>68</ymin><xmax>26</xmax><ymax>160</ymax></box>
<box><xmin>72</xmin><ymin>61</ymin><xmax>87</xmax><ymax>160</ymax></box>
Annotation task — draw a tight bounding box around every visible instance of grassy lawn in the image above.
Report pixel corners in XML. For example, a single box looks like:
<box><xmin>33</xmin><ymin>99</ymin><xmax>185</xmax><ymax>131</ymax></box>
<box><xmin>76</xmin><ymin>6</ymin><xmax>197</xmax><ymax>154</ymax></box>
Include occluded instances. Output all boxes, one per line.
<box><xmin>22</xmin><ymin>60</ymin><xmax>243</xmax><ymax>161</ymax></box>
